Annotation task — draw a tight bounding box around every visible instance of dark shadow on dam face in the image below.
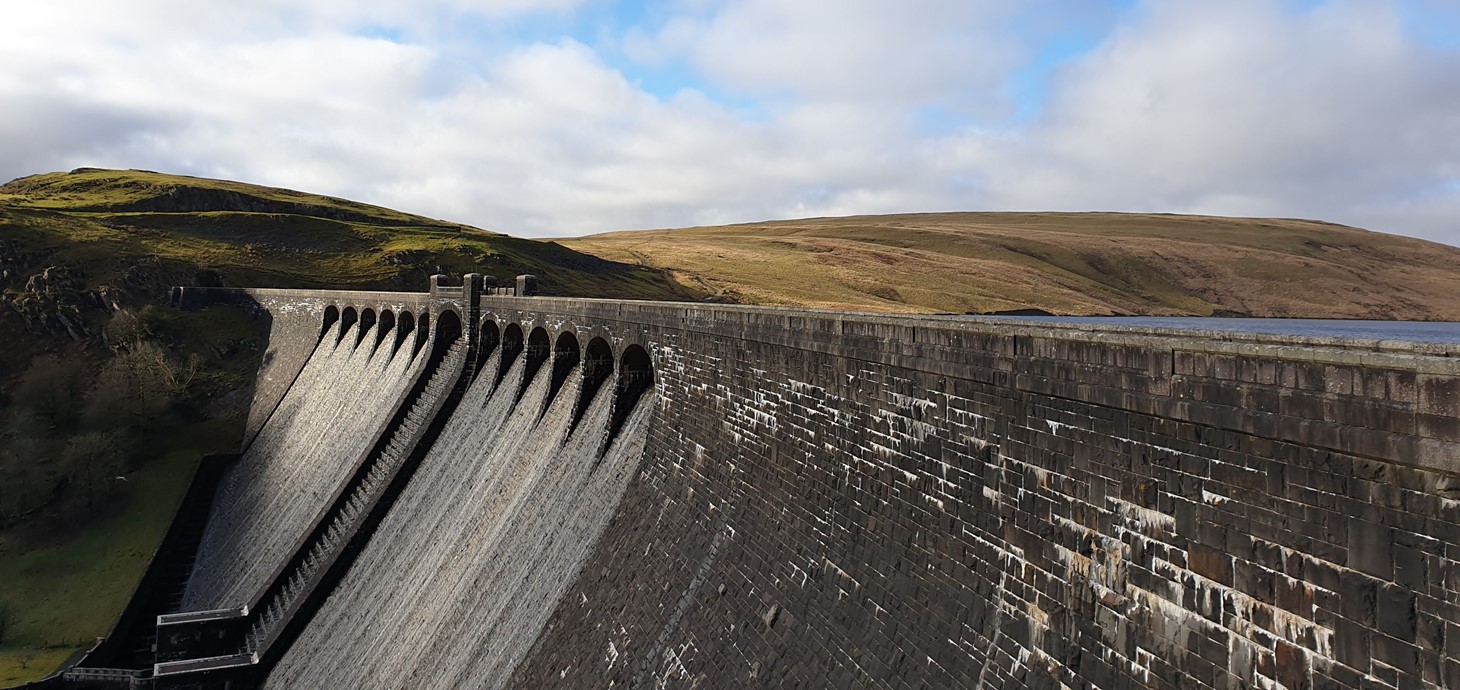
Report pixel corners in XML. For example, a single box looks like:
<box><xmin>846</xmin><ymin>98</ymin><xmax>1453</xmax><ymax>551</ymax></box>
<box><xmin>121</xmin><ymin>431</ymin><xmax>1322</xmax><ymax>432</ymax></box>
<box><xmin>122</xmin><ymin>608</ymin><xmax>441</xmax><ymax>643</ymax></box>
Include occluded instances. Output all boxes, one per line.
<box><xmin>320</xmin><ymin>305</ymin><xmax>340</xmax><ymax>343</ymax></box>
<box><xmin>357</xmin><ymin>308</ymin><xmax>377</xmax><ymax>349</ymax></box>
<box><xmin>339</xmin><ymin>307</ymin><xmax>358</xmax><ymax>346</ymax></box>
<box><xmin>605</xmin><ymin>344</ymin><xmax>653</xmax><ymax>452</ymax></box>
<box><xmin>545</xmin><ymin>331</ymin><xmax>580</xmax><ymax>419</ymax></box>
<box><xmin>431</xmin><ymin>310</ymin><xmax>463</xmax><ymax>361</ymax></box>
<box><xmin>395</xmin><ymin>311</ymin><xmax>415</xmax><ymax>355</ymax></box>
<box><xmin>498</xmin><ymin>323</ymin><xmax>524</xmax><ymax>390</ymax></box>
<box><xmin>572</xmin><ymin>337</ymin><xmax>613</xmax><ymax>436</ymax></box>
<box><xmin>413</xmin><ymin>313</ymin><xmax>431</xmax><ymax>356</ymax></box>
<box><xmin>376</xmin><ymin>310</ymin><xmax>396</xmax><ymax>351</ymax></box>
<box><xmin>519</xmin><ymin>327</ymin><xmax>550</xmax><ymax>406</ymax></box>
<box><xmin>477</xmin><ymin>319</ymin><xmax>501</xmax><ymax>378</ymax></box>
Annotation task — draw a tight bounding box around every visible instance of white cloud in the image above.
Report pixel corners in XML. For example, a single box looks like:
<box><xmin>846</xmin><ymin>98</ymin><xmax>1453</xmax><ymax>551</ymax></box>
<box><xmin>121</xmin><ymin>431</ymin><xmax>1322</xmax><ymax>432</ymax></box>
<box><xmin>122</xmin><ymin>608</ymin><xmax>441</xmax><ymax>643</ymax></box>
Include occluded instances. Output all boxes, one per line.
<box><xmin>629</xmin><ymin>0</ymin><xmax>1023</xmax><ymax>108</ymax></box>
<box><xmin>0</xmin><ymin>0</ymin><xmax>1456</xmax><ymax>245</ymax></box>
<box><xmin>968</xmin><ymin>0</ymin><xmax>1460</xmax><ymax>240</ymax></box>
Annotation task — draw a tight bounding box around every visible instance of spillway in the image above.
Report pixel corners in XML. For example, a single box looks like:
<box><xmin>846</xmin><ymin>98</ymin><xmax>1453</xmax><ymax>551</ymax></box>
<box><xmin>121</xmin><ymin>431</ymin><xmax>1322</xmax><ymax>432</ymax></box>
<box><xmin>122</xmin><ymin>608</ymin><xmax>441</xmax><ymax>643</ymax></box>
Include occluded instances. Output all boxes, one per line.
<box><xmin>182</xmin><ymin>320</ymin><xmax>426</xmax><ymax>610</ymax></box>
<box><xmin>264</xmin><ymin>347</ymin><xmax>650</xmax><ymax>689</ymax></box>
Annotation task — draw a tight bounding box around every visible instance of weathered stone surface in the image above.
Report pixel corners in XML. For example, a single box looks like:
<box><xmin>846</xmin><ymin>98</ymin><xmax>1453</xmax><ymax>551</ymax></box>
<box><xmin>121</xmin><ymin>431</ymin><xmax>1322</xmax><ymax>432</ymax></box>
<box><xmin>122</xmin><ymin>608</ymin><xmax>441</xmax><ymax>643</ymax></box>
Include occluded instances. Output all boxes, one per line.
<box><xmin>161</xmin><ymin>287</ymin><xmax>1460</xmax><ymax>690</ymax></box>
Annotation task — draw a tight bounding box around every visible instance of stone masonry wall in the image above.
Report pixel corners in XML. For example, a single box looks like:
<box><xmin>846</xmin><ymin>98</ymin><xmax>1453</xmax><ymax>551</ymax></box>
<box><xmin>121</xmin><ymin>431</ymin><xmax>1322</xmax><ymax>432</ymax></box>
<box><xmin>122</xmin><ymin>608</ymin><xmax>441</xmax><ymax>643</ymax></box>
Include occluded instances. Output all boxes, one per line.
<box><xmin>491</xmin><ymin>300</ymin><xmax>1460</xmax><ymax>690</ymax></box>
<box><xmin>179</xmin><ymin>289</ymin><xmax>1460</xmax><ymax>690</ymax></box>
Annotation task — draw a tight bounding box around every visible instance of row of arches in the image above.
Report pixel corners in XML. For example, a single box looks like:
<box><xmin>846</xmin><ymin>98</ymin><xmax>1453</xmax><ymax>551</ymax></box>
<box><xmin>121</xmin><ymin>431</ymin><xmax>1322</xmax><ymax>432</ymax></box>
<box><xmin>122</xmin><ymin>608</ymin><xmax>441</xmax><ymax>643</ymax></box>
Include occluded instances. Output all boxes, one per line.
<box><xmin>317</xmin><ymin>305</ymin><xmax>654</xmax><ymax>448</ymax></box>
<box><xmin>477</xmin><ymin>319</ymin><xmax>654</xmax><ymax>447</ymax></box>
<box><xmin>320</xmin><ymin>305</ymin><xmax>436</xmax><ymax>359</ymax></box>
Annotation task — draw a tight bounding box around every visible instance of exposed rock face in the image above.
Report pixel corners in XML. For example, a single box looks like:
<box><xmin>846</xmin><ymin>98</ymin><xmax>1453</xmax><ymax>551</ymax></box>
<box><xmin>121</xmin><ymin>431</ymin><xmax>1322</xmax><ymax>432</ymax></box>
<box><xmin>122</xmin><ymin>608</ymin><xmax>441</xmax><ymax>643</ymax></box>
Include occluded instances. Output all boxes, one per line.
<box><xmin>8</xmin><ymin>265</ymin><xmax>89</xmax><ymax>340</ymax></box>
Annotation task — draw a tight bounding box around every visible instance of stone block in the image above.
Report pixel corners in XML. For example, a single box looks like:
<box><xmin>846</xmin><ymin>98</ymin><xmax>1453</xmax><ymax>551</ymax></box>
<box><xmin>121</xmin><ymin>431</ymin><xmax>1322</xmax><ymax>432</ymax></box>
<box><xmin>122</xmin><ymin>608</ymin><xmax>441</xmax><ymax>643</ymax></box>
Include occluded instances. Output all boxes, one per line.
<box><xmin>1376</xmin><ymin>585</ymin><xmax>1418</xmax><ymax>642</ymax></box>
<box><xmin>1418</xmin><ymin>375</ymin><xmax>1460</xmax><ymax>417</ymax></box>
<box><xmin>1338</xmin><ymin>570</ymin><xmax>1378</xmax><ymax>625</ymax></box>
<box><xmin>1346</xmin><ymin>519</ymin><xmax>1394</xmax><ymax>581</ymax></box>
<box><xmin>1189</xmin><ymin>543</ymin><xmax>1234</xmax><ymax>587</ymax></box>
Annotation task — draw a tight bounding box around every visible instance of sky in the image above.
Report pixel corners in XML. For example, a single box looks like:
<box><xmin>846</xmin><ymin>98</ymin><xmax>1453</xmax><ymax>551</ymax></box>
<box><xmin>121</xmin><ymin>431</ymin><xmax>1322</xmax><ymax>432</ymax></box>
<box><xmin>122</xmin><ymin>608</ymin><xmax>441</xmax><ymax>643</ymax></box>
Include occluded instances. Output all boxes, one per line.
<box><xmin>2</xmin><ymin>0</ymin><xmax>1458</xmax><ymax>243</ymax></box>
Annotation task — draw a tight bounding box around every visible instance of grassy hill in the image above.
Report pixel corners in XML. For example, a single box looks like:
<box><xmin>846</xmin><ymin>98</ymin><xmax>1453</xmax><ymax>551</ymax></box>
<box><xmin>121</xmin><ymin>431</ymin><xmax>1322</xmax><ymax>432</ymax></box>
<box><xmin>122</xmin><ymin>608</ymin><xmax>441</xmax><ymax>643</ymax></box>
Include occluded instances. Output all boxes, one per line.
<box><xmin>0</xmin><ymin>168</ymin><xmax>694</xmax><ymax>684</ymax></box>
<box><xmin>0</xmin><ymin>168</ymin><xmax>691</xmax><ymax>303</ymax></box>
<box><xmin>564</xmin><ymin>212</ymin><xmax>1460</xmax><ymax>320</ymax></box>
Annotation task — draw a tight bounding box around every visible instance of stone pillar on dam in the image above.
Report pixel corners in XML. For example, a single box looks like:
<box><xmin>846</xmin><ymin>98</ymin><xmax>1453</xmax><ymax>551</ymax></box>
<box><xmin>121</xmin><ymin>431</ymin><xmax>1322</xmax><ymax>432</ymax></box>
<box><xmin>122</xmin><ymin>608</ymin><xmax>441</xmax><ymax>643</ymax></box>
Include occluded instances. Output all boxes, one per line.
<box><xmin>40</xmin><ymin>283</ymin><xmax>1460</xmax><ymax>690</ymax></box>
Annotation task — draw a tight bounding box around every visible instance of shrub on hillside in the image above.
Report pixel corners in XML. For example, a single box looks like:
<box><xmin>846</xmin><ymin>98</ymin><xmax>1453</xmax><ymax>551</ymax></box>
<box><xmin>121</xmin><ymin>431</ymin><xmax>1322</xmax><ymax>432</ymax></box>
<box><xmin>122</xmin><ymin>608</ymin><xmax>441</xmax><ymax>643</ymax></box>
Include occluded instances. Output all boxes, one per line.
<box><xmin>62</xmin><ymin>432</ymin><xmax>125</xmax><ymax>509</ymax></box>
<box><xmin>11</xmin><ymin>356</ymin><xmax>84</xmax><ymax>429</ymax></box>
<box><xmin>0</xmin><ymin>435</ymin><xmax>61</xmax><ymax>523</ymax></box>
<box><xmin>0</xmin><ymin>602</ymin><xmax>14</xmax><ymax>644</ymax></box>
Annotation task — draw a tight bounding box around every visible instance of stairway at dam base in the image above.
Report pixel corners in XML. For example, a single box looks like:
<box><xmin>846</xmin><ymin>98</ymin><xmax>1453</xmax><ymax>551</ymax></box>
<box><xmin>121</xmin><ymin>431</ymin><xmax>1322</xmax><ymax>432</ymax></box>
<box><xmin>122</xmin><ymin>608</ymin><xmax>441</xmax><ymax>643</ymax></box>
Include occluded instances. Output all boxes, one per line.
<box><xmin>33</xmin><ymin>275</ymin><xmax>1460</xmax><ymax>690</ymax></box>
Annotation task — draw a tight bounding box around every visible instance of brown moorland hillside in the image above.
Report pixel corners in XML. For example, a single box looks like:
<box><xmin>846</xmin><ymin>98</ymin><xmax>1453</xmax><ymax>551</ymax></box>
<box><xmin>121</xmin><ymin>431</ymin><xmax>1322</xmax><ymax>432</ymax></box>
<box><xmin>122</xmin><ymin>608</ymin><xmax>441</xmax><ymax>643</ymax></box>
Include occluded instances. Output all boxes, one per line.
<box><xmin>563</xmin><ymin>212</ymin><xmax>1460</xmax><ymax>320</ymax></box>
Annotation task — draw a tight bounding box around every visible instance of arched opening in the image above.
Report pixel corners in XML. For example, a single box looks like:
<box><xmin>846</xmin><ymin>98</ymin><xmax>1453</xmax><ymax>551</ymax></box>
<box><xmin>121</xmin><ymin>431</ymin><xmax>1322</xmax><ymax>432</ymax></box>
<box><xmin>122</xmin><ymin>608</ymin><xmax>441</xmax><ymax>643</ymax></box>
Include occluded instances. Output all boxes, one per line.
<box><xmin>321</xmin><ymin>305</ymin><xmax>340</xmax><ymax>343</ymax></box>
<box><xmin>545</xmin><ymin>331</ymin><xmax>580</xmax><ymax>415</ymax></box>
<box><xmin>606</xmin><ymin>344</ymin><xmax>654</xmax><ymax>450</ymax></box>
<box><xmin>358</xmin><ymin>308</ymin><xmax>377</xmax><ymax>348</ymax></box>
<box><xmin>395</xmin><ymin>312</ymin><xmax>416</xmax><ymax>354</ymax></box>
<box><xmin>339</xmin><ymin>307</ymin><xmax>359</xmax><ymax>346</ymax></box>
<box><xmin>573</xmin><ymin>337</ymin><xmax>614</xmax><ymax>434</ymax></box>
<box><xmin>477</xmin><ymin>319</ymin><xmax>501</xmax><ymax>375</ymax></box>
<box><xmin>377</xmin><ymin>310</ymin><xmax>396</xmax><ymax>350</ymax></box>
<box><xmin>499</xmin><ymin>323</ymin><xmax>524</xmax><ymax>388</ymax></box>
<box><xmin>520</xmin><ymin>327</ymin><xmax>551</xmax><ymax>404</ymax></box>
<box><xmin>414</xmin><ymin>313</ymin><xmax>431</xmax><ymax>356</ymax></box>
<box><xmin>430</xmin><ymin>310</ymin><xmax>463</xmax><ymax>361</ymax></box>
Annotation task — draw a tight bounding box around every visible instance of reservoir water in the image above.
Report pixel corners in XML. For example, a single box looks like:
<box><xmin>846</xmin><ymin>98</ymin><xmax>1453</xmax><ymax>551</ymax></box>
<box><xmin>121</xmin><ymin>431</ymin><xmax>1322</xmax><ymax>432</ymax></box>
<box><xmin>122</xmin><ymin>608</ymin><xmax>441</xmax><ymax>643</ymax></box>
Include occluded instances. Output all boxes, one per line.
<box><xmin>971</xmin><ymin>316</ymin><xmax>1460</xmax><ymax>345</ymax></box>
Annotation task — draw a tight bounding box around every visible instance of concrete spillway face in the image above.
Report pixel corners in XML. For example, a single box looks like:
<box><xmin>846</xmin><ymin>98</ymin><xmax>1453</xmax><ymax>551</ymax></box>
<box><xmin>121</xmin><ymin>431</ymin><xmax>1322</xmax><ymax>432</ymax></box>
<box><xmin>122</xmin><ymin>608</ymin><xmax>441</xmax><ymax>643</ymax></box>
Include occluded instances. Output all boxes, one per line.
<box><xmin>263</xmin><ymin>334</ymin><xmax>658</xmax><ymax>689</ymax></box>
<box><xmin>182</xmin><ymin>309</ymin><xmax>426</xmax><ymax>610</ymax></box>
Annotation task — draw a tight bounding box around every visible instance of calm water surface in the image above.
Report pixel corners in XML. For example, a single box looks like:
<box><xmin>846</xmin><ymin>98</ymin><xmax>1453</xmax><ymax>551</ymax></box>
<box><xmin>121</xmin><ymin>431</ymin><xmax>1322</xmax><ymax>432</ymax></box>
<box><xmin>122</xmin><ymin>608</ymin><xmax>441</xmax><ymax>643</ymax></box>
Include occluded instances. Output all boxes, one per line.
<box><xmin>974</xmin><ymin>316</ymin><xmax>1460</xmax><ymax>345</ymax></box>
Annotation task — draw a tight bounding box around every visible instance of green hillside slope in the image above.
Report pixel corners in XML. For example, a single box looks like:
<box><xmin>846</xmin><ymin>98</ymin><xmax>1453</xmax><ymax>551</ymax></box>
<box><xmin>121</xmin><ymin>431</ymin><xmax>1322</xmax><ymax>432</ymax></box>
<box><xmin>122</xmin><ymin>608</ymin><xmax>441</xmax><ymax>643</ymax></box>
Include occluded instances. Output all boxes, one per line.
<box><xmin>0</xmin><ymin>168</ymin><xmax>693</xmax><ymax>684</ymax></box>
<box><xmin>565</xmin><ymin>212</ymin><xmax>1460</xmax><ymax>320</ymax></box>
<box><xmin>0</xmin><ymin>168</ymin><xmax>690</xmax><ymax>306</ymax></box>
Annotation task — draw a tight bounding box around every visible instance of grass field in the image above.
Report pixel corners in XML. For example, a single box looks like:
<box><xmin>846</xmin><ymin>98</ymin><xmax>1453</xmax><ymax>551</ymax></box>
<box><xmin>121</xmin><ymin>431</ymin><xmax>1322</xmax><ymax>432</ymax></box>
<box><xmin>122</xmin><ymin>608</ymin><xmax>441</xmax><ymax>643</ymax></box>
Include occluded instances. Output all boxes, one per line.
<box><xmin>0</xmin><ymin>447</ymin><xmax>203</xmax><ymax>685</ymax></box>
<box><xmin>564</xmin><ymin>212</ymin><xmax>1460</xmax><ymax>320</ymax></box>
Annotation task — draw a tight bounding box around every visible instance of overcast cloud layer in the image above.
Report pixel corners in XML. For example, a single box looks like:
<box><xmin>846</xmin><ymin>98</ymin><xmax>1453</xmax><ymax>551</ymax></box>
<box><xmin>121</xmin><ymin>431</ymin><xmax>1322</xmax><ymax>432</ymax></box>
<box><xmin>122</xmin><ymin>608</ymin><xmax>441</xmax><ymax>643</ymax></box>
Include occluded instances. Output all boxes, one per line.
<box><xmin>2</xmin><ymin>0</ymin><xmax>1457</xmax><ymax>242</ymax></box>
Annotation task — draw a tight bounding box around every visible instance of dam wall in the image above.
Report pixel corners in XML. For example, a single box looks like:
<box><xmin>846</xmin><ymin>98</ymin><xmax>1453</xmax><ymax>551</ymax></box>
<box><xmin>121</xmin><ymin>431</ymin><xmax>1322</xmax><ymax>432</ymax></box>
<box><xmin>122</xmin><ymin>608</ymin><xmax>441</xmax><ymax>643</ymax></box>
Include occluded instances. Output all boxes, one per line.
<box><xmin>246</xmin><ymin>293</ymin><xmax>1460</xmax><ymax>690</ymax></box>
<box><xmin>59</xmin><ymin>283</ymin><xmax>1460</xmax><ymax>690</ymax></box>
<box><xmin>490</xmin><ymin>299</ymin><xmax>1458</xmax><ymax>689</ymax></box>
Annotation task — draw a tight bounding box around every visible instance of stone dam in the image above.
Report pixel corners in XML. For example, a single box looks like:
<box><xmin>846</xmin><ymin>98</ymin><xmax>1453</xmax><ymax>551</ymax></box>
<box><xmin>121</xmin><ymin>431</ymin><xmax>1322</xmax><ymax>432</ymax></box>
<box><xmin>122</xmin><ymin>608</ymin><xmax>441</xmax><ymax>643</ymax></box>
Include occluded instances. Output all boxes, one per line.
<box><xmin>28</xmin><ymin>275</ymin><xmax>1460</xmax><ymax>690</ymax></box>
